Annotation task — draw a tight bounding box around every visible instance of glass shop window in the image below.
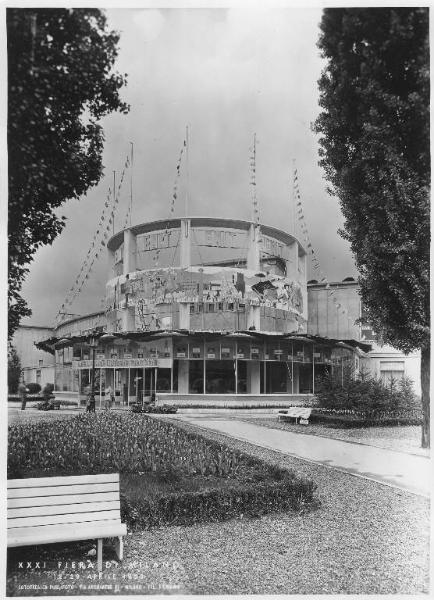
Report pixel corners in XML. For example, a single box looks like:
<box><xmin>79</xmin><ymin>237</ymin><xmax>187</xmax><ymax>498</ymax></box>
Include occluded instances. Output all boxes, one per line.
<box><xmin>190</xmin><ymin>345</ymin><xmax>202</xmax><ymax>359</ymax></box>
<box><xmin>175</xmin><ymin>346</ymin><xmax>187</xmax><ymax>358</ymax></box>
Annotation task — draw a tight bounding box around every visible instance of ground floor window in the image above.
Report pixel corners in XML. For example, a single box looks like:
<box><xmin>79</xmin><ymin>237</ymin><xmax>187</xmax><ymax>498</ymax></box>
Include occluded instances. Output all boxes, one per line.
<box><xmin>380</xmin><ymin>361</ymin><xmax>405</xmax><ymax>386</ymax></box>
<box><xmin>299</xmin><ymin>364</ymin><xmax>313</xmax><ymax>393</ymax></box>
<box><xmin>156</xmin><ymin>368</ymin><xmax>171</xmax><ymax>392</ymax></box>
<box><xmin>189</xmin><ymin>362</ymin><xmax>204</xmax><ymax>394</ymax></box>
<box><xmin>206</xmin><ymin>360</ymin><xmax>236</xmax><ymax>394</ymax></box>
<box><xmin>263</xmin><ymin>362</ymin><xmax>289</xmax><ymax>393</ymax></box>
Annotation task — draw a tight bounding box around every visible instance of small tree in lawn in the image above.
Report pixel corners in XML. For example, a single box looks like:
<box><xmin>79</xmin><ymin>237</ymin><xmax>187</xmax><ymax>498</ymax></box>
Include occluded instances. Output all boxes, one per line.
<box><xmin>8</xmin><ymin>344</ymin><xmax>21</xmax><ymax>394</ymax></box>
<box><xmin>7</xmin><ymin>8</ymin><xmax>129</xmax><ymax>339</ymax></box>
<box><xmin>313</xmin><ymin>8</ymin><xmax>430</xmax><ymax>447</ymax></box>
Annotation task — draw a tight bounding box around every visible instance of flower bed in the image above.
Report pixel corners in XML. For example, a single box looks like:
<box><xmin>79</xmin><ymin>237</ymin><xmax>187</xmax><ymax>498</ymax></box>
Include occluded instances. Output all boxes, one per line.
<box><xmin>8</xmin><ymin>413</ymin><xmax>317</xmax><ymax>528</ymax></box>
<box><xmin>131</xmin><ymin>404</ymin><xmax>178</xmax><ymax>414</ymax></box>
<box><xmin>310</xmin><ymin>408</ymin><xmax>422</xmax><ymax>428</ymax></box>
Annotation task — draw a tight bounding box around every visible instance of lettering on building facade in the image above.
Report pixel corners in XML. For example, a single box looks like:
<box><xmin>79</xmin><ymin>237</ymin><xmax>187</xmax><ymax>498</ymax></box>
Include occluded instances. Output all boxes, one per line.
<box><xmin>74</xmin><ymin>358</ymin><xmax>158</xmax><ymax>369</ymax></box>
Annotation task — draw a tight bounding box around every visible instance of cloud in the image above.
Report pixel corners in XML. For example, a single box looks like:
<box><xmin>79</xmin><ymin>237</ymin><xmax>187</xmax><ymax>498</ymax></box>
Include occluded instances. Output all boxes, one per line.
<box><xmin>19</xmin><ymin>7</ymin><xmax>357</xmax><ymax>326</ymax></box>
<box><xmin>132</xmin><ymin>9</ymin><xmax>165</xmax><ymax>43</ymax></box>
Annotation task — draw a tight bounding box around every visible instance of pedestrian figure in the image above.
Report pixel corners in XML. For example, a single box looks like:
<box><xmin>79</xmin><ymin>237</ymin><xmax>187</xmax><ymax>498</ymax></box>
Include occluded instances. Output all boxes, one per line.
<box><xmin>85</xmin><ymin>385</ymin><xmax>95</xmax><ymax>413</ymax></box>
<box><xmin>18</xmin><ymin>380</ymin><xmax>29</xmax><ymax>411</ymax></box>
<box><xmin>105</xmin><ymin>385</ymin><xmax>114</xmax><ymax>410</ymax></box>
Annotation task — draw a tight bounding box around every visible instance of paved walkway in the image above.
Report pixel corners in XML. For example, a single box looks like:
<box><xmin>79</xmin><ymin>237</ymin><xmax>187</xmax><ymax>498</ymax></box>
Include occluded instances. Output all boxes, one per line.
<box><xmin>173</xmin><ymin>414</ymin><xmax>431</xmax><ymax>497</ymax></box>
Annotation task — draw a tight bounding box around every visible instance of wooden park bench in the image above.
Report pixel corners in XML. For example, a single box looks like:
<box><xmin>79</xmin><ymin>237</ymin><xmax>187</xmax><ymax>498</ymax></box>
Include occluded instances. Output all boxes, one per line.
<box><xmin>7</xmin><ymin>473</ymin><xmax>127</xmax><ymax>571</ymax></box>
<box><xmin>278</xmin><ymin>407</ymin><xmax>312</xmax><ymax>425</ymax></box>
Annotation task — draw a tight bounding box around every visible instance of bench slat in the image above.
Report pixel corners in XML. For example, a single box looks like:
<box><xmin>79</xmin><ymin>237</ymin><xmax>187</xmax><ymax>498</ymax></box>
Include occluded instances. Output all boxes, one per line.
<box><xmin>8</xmin><ymin>474</ymin><xmax>119</xmax><ymax>489</ymax></box>
<box><xmin>8</xmin><ymin>500</ymin><xmax>120</xmax><ymax>519</ymax></box>
<box><xmin>8</xmin><ymin>509</ymin><xmax>121</xmax><ymax>529</ymax></box>
<box><xmin>8</xmin><ymin>482</ymin><xmax>119</xmax><ymax>499</ymax></box>
<box><xmin>8</xmin><ymin>491</ymin><xmax>120</xmax><ymax>509</ymax></box>
<box><xmin>8</xmin><ymin>521</ymin><xmax>127</xmax><ymax>548</ymax></box>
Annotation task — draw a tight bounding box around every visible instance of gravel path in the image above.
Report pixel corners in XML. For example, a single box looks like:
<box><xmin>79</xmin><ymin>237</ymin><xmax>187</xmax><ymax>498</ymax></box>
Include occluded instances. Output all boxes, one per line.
<box><xmin>7</xmin><ymin>415</ymin><xmax>430</xmax><ymax>595</ymax></box>
<box><xmin>239</xmin><ymin>416</ymin><xmax>429</xmax><ymax>456</ymax></box>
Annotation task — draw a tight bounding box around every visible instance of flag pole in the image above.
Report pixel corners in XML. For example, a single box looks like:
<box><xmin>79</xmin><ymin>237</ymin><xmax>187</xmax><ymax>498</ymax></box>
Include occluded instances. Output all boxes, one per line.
<box><xmin>291</xmin><ymin>158</ymin><xmax>296</xmax><ymax>236</ymax></box>
<box><xmin>185</xmin><ymin>125</ymin><xmax>189</xmax><ymax>218</ymax></box>
<box><xmin>130</xmin><ymin>142</ymin><xmax>134</xmax><ymax>226</ymax></box>
<box><xmin>113</xmin><ymin>170</ymin><xmax>116</xmax><ymax>235</ymax></box>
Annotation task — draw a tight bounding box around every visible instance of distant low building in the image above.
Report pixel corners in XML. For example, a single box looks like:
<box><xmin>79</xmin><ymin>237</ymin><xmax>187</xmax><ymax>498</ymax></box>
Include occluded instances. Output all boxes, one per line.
<box><xmin>307</xmin><ymin>279</ymin><xmax>421</xmax><ymax>395</ymax></box>
<box><xmin>11</xmin><ymin>325</ymin><xmax>55</xmax><ymax>388</ymax></box>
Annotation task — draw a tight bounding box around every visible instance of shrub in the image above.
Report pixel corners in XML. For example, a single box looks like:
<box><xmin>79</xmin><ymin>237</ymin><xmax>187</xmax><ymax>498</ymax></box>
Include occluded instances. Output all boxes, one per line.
<box><xmin>26</xmin><ymin>383</ymin><xmax>41</xmax><ymax>394</ymax></box>
<box><xmin>315</xmin><ymin>368</ymin><xmax>421</xmax><ymax>419</ymax></box>
<box><xmin>42</xmin><ymin>383</ymin><xmax>55</xmax><ymax>396</ymax></box>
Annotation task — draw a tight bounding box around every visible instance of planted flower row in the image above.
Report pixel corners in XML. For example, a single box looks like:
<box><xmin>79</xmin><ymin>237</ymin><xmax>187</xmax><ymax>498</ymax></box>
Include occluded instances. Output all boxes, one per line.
<box><xmin>9</xmin><ymin>412</ymin><xmax>262</xmax><ymax>479</ymax></box>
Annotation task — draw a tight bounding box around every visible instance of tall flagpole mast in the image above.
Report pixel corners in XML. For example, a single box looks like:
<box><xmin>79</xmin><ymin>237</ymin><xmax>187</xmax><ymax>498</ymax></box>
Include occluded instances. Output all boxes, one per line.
<box><xmin>185</xmin><ymin>125</ymin><xmax>189</xmax><ymax>218</ymax></box>
<box><xmin>130</xmin><ymin>142</ymin><xmax>134</xmax><ymax>226</ymax></box>
<box><xmin>250</xmin><ymin>133</ymin><xmax>259</xmax><ymax>227</ymax></box>
<box><xmin>291</xmin><ymin>158</ymin><xmax>296</xmax><ymax>236</ymax></box>
<box><xmin>113</xmin><ymin>170</ymin><xmax>116</xmax><ymax>235</ymax></box>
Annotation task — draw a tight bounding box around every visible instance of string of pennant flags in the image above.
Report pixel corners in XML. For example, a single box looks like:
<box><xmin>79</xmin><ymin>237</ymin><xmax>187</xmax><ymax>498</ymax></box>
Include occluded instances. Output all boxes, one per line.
<box><xmin>292</xmin><ymin>164</ymin><xmax>353</xmax><ymax>328</ymax></box>
<box><xmin>250</xmin><ymin>134</ymin><xmax>260</xmax><ymax>225</ymax></box>
<box><xmin>55</xmin><ymin>152</ymin><xmax>132</xmax><ymax>324</ymax></box>
<box><xmin>152</xmin><ymin>137</ymin><xmax>187</xmax><ymax>269</ymax></box>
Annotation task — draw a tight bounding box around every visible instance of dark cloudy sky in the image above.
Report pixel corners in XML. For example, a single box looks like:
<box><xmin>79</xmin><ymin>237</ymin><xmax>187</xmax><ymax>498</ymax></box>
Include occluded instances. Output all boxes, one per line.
<box><xmin>20</xmin><ymin>6</ymin><xmax>357</xmax><ymax>327</ymax></box>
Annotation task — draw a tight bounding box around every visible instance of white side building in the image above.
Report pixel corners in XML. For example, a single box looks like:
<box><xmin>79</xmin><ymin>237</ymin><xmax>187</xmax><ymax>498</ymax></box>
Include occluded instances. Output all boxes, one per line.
<box><xmin>11</xmin><ymin>325</ymin><xmax>55</xmax><ymax>388</ymax></box>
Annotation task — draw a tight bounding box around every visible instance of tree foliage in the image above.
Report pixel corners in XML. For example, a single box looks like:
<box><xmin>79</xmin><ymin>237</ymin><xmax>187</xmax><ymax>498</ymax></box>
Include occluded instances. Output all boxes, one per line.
<box><xmin>8</xmin><ymin>344</ymin><xmax>22</xmax><ymax>394</ymax></box>
<box><xmin>313</xmin><ymin>8</ymin><xmax>430</xmax><ymax>446</ymax></box>
<box><xmin>8</xmin><ymin>8</ymin><xmax>129</xmax><ymax>338</ymax></box>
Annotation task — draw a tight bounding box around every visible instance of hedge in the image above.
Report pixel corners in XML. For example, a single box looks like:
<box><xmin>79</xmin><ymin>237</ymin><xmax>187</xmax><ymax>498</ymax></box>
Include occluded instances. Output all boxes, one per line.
<box><xmin>310</xmin><ymin>410</ymin><xmax>422</xmax><ymax>428</ymax></box>
<box><xmin>121</xmin><ymin>477</ymin><xmax>317</xmax><ymax>530</ymax></box>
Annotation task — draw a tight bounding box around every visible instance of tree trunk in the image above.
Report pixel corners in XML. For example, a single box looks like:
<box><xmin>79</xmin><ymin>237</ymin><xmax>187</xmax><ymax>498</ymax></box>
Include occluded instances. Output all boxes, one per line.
<box><xmin>421</xmin><ymin>345</ymin><xmax>430</xmax><ymax>448</ymax></box>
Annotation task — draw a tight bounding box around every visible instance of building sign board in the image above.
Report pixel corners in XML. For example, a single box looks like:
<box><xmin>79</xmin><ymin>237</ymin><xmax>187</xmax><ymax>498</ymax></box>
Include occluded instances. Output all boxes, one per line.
<box><xmin>136</xmin><ymin>231</ymin><xmax>177</xmax><ymax>252</ymax></box>
<box><xmin>260</xmin><ymin>234</ymin><xmax>284</xmax><ymax>258</ymax></box>
<box><xmin>74</xmin><ymin>358</ymin><xmax>157</xmax><ymax>369</ymax></box>
<box><xmin>195</xmin><ymin>228</ymin><xmax>246</xmax><ymax>249</ymax></box>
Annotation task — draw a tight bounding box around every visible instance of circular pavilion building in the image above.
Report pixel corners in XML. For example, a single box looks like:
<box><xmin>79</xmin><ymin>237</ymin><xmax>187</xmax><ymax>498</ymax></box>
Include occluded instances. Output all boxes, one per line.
<box><xmin>42</xmin><ymin>217</ymin><xmax>360</xmax><ymax>408</ymax></box>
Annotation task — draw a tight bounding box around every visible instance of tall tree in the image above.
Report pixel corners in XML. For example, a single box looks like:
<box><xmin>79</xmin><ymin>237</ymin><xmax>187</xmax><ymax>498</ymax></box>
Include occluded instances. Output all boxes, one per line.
<box><xmin>313</xmin><ymin>8</ymin><xmax>430</xmax><ymax>447</ymax></box>
<box><xmin>8</xmin><ymin>344</ymin><xmax>22</xmax><ymax>394</ymax></box>
<box><xmin>8</xmin><ymin>8</ymin><xmax>129</xmax><ymax>338</ymax></box>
